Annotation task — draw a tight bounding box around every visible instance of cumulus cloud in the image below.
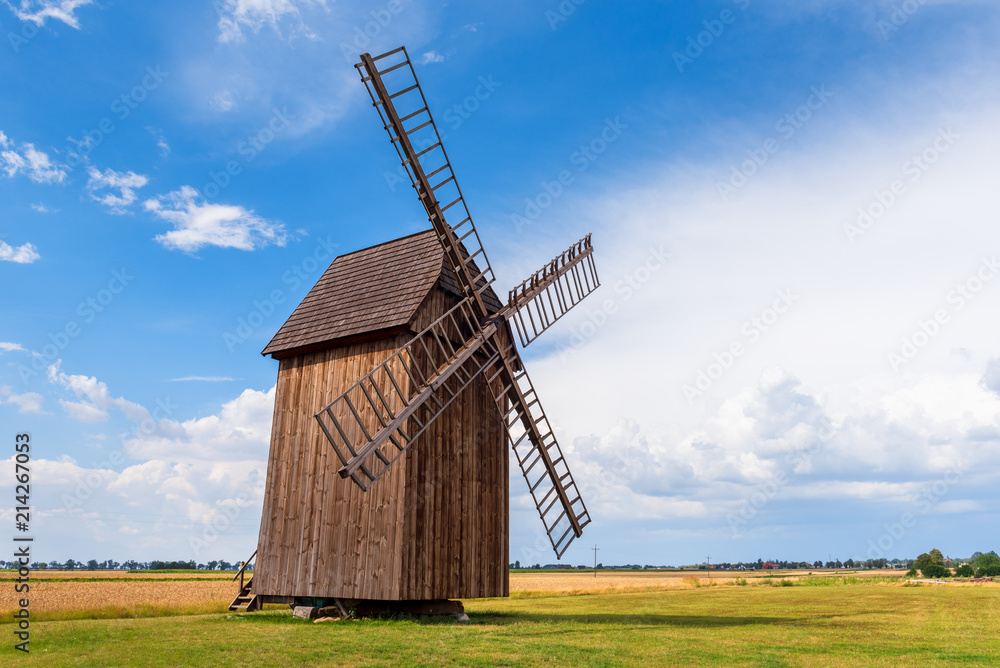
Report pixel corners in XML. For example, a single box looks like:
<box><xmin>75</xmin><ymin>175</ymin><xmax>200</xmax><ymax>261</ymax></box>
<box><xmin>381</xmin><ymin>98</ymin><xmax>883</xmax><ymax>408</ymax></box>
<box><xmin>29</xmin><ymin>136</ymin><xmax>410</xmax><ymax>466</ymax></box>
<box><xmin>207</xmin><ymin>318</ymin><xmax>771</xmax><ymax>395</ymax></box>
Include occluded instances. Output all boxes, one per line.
<box><xmin>420</xmin><ymin>50</ymin><xmax>445</xmax><ymax>64</ymax></box>
<box><xmin>5</xmin><ymin>391</ymin><xmax>46</xmax><ymax>414</ymax></box>
<box><xmin>125</xmin><ymin>386</ymin><xmax>275</xmax><ymax>461</ymax></box>
<box><xmin>0</xmin><ymin>342</ymin><xmax>26</xmax><ymax>353</ymax></box>
<box><xmin>143</xmin><ymin>186</ymin><xmax>287</xmax><ymax>252</ymax></box>
<box><xmin>981</xmin><ymin>358</ymin><xmax>1000</xmax><ymax>396</ymax></box>
<box><xmin>0</xmin><ymin>136</ymin><xmax>66</xmax><ymax>184</ymax></box>
<box><xmin>2</xmin><ymin>0</ymin><xmax>93</xmax><ymax>28</ymax></box>
<box><xmin>0</xmin><ymin>240</ymin><xmax>40</xmax><ymax>263</ymax></box>
<box><xmin>86</xmin><ymin>166</ymin><xmax>149</xmax><ymax>214</ymax></box>
<box><xmin>216</xmin><ymin>0</ymin><xmax>327</xmax><ymax>44</ymax></box>
<box><xmin>561</xmin><ymin>368</ymin><xmax>1000</xmax><ymax>534</ymax></box>
<box><xmin>48</xmin><ymin>362</ymin><xmax>152</xmax><ymax>425</ymax></box>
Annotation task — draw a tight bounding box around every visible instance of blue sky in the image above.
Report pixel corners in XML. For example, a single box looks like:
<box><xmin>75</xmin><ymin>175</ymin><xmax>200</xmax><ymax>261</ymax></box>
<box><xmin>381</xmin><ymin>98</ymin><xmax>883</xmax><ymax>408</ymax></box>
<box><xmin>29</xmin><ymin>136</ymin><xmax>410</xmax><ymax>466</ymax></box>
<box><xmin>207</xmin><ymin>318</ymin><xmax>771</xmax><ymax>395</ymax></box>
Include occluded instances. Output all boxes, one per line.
<box><xmin>2</xmin><ymin>0</ymin><xmax>999</xmax><ymax>568</ymax></box>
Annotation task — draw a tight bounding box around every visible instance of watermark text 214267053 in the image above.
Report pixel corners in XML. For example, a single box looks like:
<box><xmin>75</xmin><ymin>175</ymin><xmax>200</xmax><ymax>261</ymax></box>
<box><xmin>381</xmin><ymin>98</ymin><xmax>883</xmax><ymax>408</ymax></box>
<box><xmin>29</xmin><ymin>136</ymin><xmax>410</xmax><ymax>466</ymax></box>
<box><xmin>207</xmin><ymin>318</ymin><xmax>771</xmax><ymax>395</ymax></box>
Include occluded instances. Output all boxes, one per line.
<box><xmin>13</xmin><ymin>432</ymin><xmax>32</xmax><ymax>653</ymax></box>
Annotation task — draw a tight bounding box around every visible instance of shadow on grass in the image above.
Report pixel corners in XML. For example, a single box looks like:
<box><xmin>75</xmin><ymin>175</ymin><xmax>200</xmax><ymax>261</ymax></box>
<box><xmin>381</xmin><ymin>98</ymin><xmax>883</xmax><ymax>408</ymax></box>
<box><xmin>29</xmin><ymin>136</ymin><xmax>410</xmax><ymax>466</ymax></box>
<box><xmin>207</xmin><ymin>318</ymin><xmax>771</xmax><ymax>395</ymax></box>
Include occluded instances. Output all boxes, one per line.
<box><xmin>471</xmin><ymin>611</ymin><xmax>822</xmax><ymax>628</ymax></box>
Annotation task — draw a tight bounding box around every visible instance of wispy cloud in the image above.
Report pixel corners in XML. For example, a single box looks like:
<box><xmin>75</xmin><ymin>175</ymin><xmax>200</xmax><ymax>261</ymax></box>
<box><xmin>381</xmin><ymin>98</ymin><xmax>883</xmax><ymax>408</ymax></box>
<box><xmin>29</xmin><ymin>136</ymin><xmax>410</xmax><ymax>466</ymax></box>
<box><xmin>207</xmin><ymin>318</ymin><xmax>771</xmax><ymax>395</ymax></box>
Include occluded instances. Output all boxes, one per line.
<box><xmin>420</xmin><ymin>50</ymin><xmax>445</xmax><ymax>64</ymax></box>
<box><xmin>31</xmin><ymin>203</ymin><xmax>52</xmax><ymax>213</ymax></box>
<box><xmin>2</xmin><ymin>0</ymin><xmax>94</xmax><ymax>28</ymax></box>
<box><xmin>143</xmin><ymin>185</ymin><xmax>287</xmax><ymax>252</ymax></box>
<box><xmin>0</xmin><ymin>342</ymin><xmax>26</xmax><ymax>353</ymax></box>
<box><xmin>86</xmin><ymin>166</ymin><xmax>149</xmax><ymax>214</ymax></box>
<box><xmin>0</xmin><ymin>240</ymin><xmax>40</xmax><ymax>264</ymax></box>
<box><xmin>146</xmin><ymin>127</ymin><xmax>170</xmax><ymax>157</ymax></box>
<box><xmin>216</xmin><ymin>0</ymin><xmax>328</xmax><ymax>44</ymax></box>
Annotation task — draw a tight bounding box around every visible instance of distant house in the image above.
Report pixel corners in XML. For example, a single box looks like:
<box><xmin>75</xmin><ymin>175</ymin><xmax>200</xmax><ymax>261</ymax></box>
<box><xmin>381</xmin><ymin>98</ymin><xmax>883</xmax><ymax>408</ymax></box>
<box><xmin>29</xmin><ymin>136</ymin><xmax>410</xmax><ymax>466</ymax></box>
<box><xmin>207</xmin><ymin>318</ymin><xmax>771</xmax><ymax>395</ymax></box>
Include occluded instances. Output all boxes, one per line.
<box><xmin>762</xmin><ymin>562</ymin><xmax>780</xmax><ymax>570</ymax></box>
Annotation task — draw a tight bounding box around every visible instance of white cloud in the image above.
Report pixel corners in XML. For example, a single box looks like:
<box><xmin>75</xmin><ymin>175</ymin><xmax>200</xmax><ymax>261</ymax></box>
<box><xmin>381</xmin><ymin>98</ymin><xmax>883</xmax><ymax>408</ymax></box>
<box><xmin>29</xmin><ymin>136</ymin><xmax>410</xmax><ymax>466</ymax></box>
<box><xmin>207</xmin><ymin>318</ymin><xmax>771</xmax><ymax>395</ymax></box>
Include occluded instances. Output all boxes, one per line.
<box><xmin>126</xmin><ymin>386</ymin><xmax>275</xmax><ymax>462</ymax></box>
<box><xmin>0</xmin><ymin>342</ymin><xmax>26</xmax><ymax>353</ymax></box>
<box><xmin>0</xmin><ymin>240</ymin><xmax>40</xmax><ymax>264</ymax></box>
<box><xmin>209</xmin><ymin>90</ymin><xmax>236</xmax><ymax>112</ymax></box>
<box><xmin>216</xmin><ymin>0</ymin><xmax>327</xmax><ymax>44</ymax></box>
<box><xmin>420</xmin><ymin>50</ymin><xmax>445</xmax><ymax>64</ymax></box>
<box><xmin>6</xmin><ymin>391</ymin><xmax>46</xmax><ymax>414</ymax></box>
<box><xmin>31</xmin><ymin>203</ymin><xmax>51</xmax><ymax>213</ymax></box>
<box><xmin>143</xmin><ymin>186</ymin><xmax>287</xmax><ymax>252</ymax></box>
<box><xmin>146</xmin><ymin>127</ymin><xmax>170</xmax><ymax>157</ymax></box>
<box><xmin>86</xmin><ymin>166</ymin><xmax>149</xmax><ymax>214</ymax></box>
<box><xmin>2</xmin><ymin>0</ymin><xmax>93</xmax><ymax>28</ymax></box>
<box><xmin>48</xmin><ymin>362</ymin><xmax>152</xmax><ymax>425</ymax></box>
<box><xmin>982</xmin><ymin>359</ymin><xmax>1000</xmax><ymax>396</ymax></box>
<box><xmin>0</xmin><ymin>136</ymin><xmax>66</xmax><ymax>183</ymax></box>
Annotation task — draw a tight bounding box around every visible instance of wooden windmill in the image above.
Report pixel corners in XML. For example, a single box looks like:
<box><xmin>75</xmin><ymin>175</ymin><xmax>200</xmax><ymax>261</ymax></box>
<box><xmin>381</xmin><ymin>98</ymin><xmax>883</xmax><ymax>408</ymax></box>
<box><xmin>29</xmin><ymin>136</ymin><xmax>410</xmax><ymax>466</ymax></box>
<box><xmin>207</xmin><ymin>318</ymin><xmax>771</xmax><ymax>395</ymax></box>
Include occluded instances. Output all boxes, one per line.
<box><xmin>233</xmin><ymin>47</ymin><xmax>601</xmax><ymax>614</ymax></box>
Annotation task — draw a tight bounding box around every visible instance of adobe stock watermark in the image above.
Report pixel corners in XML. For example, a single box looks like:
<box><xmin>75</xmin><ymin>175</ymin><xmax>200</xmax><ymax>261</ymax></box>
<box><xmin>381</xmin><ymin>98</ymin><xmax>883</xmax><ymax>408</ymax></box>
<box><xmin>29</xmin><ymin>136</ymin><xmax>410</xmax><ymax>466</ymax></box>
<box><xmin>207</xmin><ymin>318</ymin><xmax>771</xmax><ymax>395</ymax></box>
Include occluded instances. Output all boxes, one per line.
<box><xmin>672</xmin><ymin>0</ymin><xmax>751</xmax><ymax>73</ymax></box>
<box><xmin>338</xmin><ymin>0</ymin><xmax>408</xmax><ymax>63</ymax></box>
<box><xmin>727</xmin><ymin>419</ymin><xmax>835</xmax><ymax>534</ymax></box>
<box><xmin>877</xmin><ymin>0</ymin><xmax>931</xmax><ymax>40</ymax></box>
<box><xmin>197</xmin><ymin>106</ymin><xmax>294</xmax><ymax>200</ymax></box>
<box><xmin>223</xmin><ymin>236</ymin><xmax>339</xmax><ymax>352</ymax></box>
<box><xmin>843</xmin><ymin>128</ymin><xmax>959</xmax><ymax>243</ymax></box>
<box><xmin>60</xmin><ymin>66</ymin><xmax>169</xmax><ymax>173</ymax></box>
<box><xmin>556</xmin><ymin>245</ymin><xmax>668</xmax><ymax>362</ymax></box>
<box><xmin>887</xmin><ymin>255</ymin><xmax>998</xmax><ymax>372</ymax></box>
<box><xmin>511</xmin><ymin>117</ymin><xmax>628</xmax><ymax>232</ymax></box>
<box><xmin>384</xmin><ymin>75</ymin><xmax>501</xmax><ymax>192</ymax></box>
<box><xmin>61</xmin><ymin>395</ymin><xmax>178</xmax><ymax>512</ymax></box>
<box><xmin>189</xmin><ymin>492</ymin><xmax>256</xmax><ymax>556</ymax></box>
<box><xmin>684</xmin><ymin>289</ymin><xmax>799</xmax><ymax>404</ymax></box>
<box><xmin>15</xmin><ymin>269</ymin><xmax>135</xmax><ymax>385</ymax></box>
<box><xmin>716</xmin><ymin>85</ymin><xmax>833</xmax><ymax>201</ymax></box>
<box><xmin>863</xmin><ymin>464</ymin><xmax>964</xmax><ymax>560</ymax></box>
<box><xmin>546</xmin><ymin>0</ymin><xmax>587</xmax><ymax>30</ymax></box>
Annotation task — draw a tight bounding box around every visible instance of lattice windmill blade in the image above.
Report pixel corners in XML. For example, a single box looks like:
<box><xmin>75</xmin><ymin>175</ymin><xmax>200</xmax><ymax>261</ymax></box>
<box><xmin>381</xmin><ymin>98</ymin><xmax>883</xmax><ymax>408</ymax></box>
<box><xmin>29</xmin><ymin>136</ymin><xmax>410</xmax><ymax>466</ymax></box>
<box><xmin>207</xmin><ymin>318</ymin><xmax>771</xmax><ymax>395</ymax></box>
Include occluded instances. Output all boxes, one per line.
<box><xmin>485</xmin><ymin>343</ymin><xmax>592</xmax><ymax>559</ymax></box>
<box><xmin>507</xmin><ymin>234</ymin><xmax>600</xmax><ymax>347</ymax></box>
<box><xmin>356</xmin><ymin>47</ymin><xmax>496</xmax><ymax>320</ymax></box>
<box><xmin>314</xmin><ymin>298</ymin><xmax>501</xmax><ymax>490</ymax></box>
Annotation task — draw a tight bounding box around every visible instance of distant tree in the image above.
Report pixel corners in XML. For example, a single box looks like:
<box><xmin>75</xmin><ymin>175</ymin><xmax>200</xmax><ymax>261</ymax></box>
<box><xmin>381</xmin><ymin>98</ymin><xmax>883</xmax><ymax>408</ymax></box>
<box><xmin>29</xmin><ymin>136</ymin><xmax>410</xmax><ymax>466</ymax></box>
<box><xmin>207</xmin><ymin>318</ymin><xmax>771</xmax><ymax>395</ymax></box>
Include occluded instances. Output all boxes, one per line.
<box><xmin>219</xmin><ymin>560</ymin><xmax>232</xmax><ymax>571</ymax></box>
<box><xmin>928</xmin><ymin>549</ymin><xmax>945</xmax><ymax>566</ymax></box>
<box><xmin>64</xmin><ymin>559</ymin><xmax>77</xmax><ymax>570</ymax></box>
<box><xmin>37</xmin><ymin>562</ymin><xmax>47</xmax><ymax>570</ymax></box>
<box><xmin>921</xmin><ymin>564</ymin><xmax>951</xmax><ymax>579</ymax></box>
<box><xmin>905</xmin><ymin>567</ymin><xmax>918</xmax><ymax>578</ymax></box>
<box><xmin>955</xmin><ymin>564</ymin><xmax>975</xmax><ymax>577</ymax></box>
<box><xmin>973</xmin><ymin>551</ymin><xmax>1000</xmax><ymax>572</ymax></box>
<box><xmin>87</xmin><ymin>559</ymin><xmax>99</xmax><ymax>570</ymax></box>
<box><xmin>915</xmin><ymin>553</ymin><xmax>932</xmax><ymax>570</ymax></box>
<box><xmin>514</xmin><ymin>560</ymin><xmax>521</xmax><ymax>569</ymax></box>
<box><xmin>207</xmin><ymin>560</ymin><xmax>219</xmax><ymax>571</ymax></box>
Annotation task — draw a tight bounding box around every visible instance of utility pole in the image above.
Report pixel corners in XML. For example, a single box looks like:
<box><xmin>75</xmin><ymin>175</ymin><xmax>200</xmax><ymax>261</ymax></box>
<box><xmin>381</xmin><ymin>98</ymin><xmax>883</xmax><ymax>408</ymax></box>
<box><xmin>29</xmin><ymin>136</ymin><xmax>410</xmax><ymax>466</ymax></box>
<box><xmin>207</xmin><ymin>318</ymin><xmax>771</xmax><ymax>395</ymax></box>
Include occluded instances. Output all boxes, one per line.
<box><xmin>707</xmin><ymin>554</ymin><xmax>710</xmax><ymax>579</ymax></box>
<box><xmin>593</xmin><ymin>545</ymin><xmax>599</xmax><ymax>578</ymax></box>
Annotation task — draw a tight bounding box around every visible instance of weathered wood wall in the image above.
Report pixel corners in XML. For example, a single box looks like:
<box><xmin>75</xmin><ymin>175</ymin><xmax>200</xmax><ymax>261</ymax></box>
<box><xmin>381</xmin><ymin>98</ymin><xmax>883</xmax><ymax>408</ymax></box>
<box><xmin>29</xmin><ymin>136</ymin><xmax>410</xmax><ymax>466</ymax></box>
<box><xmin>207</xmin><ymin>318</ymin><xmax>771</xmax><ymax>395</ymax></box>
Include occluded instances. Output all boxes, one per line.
<box><xmin>254</xmin><ymin>283</ymin><xmax>509</xmax><ymax>601</ymax></box>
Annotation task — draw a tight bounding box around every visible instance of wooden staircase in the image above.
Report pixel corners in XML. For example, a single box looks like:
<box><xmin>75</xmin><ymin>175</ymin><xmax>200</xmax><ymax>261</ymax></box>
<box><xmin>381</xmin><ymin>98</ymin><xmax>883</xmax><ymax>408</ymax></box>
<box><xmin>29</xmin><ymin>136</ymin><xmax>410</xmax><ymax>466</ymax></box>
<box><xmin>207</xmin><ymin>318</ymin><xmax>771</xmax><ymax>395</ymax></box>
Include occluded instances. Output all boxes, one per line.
<box><xmin>228</xmin><ymin>550</ymin><xmax>260</xmax><ymax>612</ymax></box>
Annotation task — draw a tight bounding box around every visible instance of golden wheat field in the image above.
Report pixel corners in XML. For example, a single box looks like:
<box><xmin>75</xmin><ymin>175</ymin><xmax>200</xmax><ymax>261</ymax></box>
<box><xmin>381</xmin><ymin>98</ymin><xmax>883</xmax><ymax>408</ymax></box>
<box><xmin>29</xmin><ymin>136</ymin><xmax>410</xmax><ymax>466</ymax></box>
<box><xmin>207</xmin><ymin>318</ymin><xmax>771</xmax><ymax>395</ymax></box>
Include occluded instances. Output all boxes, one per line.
<box><xmin>3</xmin><ymin>569</ymin><xmax>993</xmax><ymax>622</ymax></box>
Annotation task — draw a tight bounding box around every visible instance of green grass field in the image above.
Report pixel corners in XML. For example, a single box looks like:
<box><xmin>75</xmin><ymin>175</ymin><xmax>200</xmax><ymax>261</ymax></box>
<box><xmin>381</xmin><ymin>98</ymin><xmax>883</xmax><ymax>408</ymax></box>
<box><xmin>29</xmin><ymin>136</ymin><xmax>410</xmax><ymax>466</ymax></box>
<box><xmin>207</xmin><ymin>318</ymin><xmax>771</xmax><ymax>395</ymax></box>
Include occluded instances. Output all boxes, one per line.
<box><xmin>3</xmin><ymin>582</ymin><xmax>998</xmax><ymax>667</ymax></box>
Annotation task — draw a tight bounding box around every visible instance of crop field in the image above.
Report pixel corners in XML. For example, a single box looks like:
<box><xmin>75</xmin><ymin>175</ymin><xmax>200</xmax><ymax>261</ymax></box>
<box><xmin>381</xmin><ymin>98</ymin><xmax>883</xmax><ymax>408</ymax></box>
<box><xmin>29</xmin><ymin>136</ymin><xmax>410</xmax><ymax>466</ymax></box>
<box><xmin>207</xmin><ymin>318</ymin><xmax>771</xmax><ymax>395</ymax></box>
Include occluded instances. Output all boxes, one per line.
<box><xmin>2</xmin><ymin>570</ymin><xmax>998</xmax><ymax>666</ymax></box>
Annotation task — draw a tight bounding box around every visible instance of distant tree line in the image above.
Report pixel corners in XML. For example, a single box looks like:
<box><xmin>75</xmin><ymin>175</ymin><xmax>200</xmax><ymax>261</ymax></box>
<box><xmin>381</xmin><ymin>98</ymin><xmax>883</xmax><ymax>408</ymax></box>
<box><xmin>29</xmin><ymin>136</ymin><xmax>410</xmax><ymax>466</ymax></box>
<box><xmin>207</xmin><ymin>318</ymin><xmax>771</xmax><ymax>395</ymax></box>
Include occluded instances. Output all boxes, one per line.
<box><xmin>906</xmin><ymin>549</ymin><xmax>1000</xmax><ymax>579</ymax></box>
<box><xmin>0</xmin><ymin>559</ymin><xmax>252</xmax><ymax>571</ymax></box>
<box><xmin>507</xmin><ymin>550</ymin><xmax>1000</xmax><ymax>574</ymax></box>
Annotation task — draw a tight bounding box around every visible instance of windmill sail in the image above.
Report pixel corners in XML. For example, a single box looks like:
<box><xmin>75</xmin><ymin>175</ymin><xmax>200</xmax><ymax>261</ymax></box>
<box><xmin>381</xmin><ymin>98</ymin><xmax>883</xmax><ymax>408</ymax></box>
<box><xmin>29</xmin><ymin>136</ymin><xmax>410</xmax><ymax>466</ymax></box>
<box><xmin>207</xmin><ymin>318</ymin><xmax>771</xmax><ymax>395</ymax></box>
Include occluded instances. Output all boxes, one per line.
<box><xmin>357</xmin><ymin>47</ymin><xmax>496</xmax><ymax>319</ymax></box>
<box><xmin>485</xmin><ymin>342</ymin><xmax>591</xmax><ymax>558</ymax></box>
<box><xmin>507</xmin><ymin>234</ymin><xmax>600</xmax><ymax>347</ymax></box>
<box><xmin>315</xmin><ymin>299</ymin><xmax>501</xmax><ymax>490</ymax></box>
<box><xmin>347</xmin><ymin>46</ymin><xmax>594</xmax><ymax>558</ymax></box>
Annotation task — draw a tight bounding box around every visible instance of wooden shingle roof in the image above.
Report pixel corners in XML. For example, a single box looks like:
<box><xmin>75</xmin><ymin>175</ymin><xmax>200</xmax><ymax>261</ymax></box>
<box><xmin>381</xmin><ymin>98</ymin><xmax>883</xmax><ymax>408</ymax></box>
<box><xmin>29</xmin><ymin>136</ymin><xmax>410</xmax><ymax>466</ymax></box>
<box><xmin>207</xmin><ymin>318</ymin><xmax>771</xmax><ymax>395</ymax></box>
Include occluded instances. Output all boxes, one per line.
<box><xmin>262</xmin><ymin>230</ymin><xmax>502</xmax><ymax>358</ymax></box>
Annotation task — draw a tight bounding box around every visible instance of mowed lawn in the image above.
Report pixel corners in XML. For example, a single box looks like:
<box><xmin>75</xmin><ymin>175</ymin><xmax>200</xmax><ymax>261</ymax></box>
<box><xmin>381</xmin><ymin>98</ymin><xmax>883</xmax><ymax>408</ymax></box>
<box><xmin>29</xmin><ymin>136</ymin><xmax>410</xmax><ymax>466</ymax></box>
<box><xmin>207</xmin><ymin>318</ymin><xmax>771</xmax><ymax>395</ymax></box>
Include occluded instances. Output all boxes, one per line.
<box><xmin>3</xmin><ymin>583</ymin><xmax>999</xmax><ymax>667</ymax></box>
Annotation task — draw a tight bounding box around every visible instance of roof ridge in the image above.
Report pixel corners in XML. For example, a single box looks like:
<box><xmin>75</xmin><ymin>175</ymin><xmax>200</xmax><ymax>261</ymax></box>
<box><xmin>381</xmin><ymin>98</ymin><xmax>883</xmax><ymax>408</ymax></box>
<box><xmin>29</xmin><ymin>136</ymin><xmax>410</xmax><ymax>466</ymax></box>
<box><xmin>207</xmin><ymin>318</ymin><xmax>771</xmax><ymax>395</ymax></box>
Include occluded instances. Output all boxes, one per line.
<box><xmin>335</xmin><ymin>227</ymin><xmax>435</xmax><ymax>260</ymax></box>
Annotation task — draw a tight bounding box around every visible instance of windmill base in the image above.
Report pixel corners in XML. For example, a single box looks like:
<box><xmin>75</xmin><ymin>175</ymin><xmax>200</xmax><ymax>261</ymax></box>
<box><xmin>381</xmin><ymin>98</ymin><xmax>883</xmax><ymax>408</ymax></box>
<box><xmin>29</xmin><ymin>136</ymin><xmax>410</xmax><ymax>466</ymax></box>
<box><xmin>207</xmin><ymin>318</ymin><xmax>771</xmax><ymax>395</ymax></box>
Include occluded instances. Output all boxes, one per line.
<box><xmin>255</xmin><ymin>595</ymin><xmax>465</xmax><ymax>619</ymax></box>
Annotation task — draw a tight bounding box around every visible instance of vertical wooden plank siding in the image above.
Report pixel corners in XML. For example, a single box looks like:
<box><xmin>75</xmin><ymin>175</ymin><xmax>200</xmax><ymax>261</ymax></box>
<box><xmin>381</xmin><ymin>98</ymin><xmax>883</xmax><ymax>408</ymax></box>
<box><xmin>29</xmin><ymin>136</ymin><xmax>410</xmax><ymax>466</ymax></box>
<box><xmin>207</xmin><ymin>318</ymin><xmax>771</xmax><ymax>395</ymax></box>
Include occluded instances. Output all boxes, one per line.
<box><xmin>254</xmin><ymin>285</ymin><xmax>509</xmax><ymax>601</ymax></box>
